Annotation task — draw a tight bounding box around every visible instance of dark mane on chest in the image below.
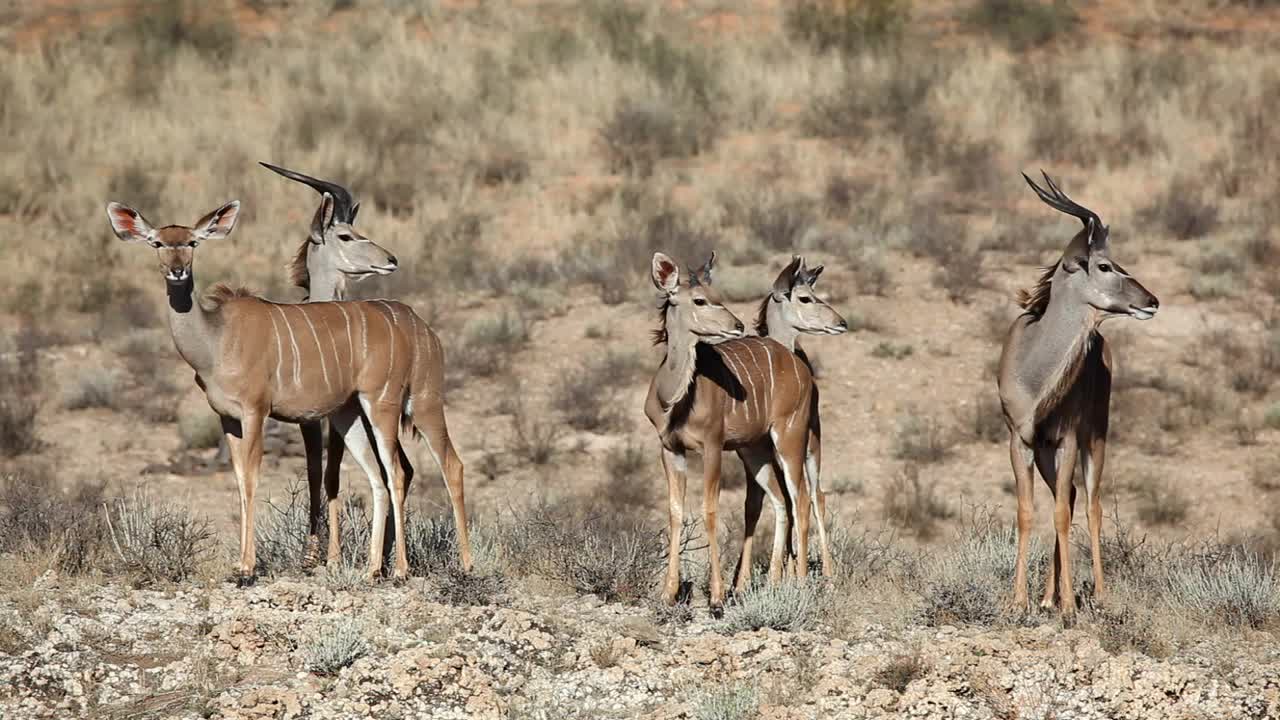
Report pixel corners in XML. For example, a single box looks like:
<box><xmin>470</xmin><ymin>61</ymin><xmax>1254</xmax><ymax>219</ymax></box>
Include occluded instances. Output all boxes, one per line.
<box><xmin>1035</xmin><ymin>330</ymin><xmax>1105</xmax><ymax>425</ymax></box>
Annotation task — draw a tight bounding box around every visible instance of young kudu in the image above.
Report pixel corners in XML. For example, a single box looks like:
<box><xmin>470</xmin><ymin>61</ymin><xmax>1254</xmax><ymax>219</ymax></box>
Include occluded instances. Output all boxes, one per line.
<box><xmin>106</xmin><ymin>201</ymin><xmax>434</xmax><ymax>583</ymax></box>
<box><xmin>997</xmin><ymin>172</ymin><xmax>1159</xmax><ymax>623</ymax></box>
<box><xmin>747</xmin><ymin>256</ymin><xmax>848</xmax><ymax>580</ymax></box>
<box><xmin>644</xmin><ymin>252</ymin><xmax>815</xmax><ymax>610</ymax></box>
<box><xmin>259</xmin><ymin>163</ymin><xmax>472</xmax><ymax>573</ymax></box>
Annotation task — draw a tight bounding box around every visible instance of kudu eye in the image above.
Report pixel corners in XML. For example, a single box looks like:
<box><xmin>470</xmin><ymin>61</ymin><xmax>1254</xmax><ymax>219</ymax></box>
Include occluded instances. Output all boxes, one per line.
<box><xmin>188</xmin><ymin>241</ymin><xmax>199</xmax><ymax>248</ymax></box>
<box><xmin>693</xmin><ymin>298</ymin><xmax>708</xmax><ymax>307</ymax></box>
<box><xmin>1098</xmin><ymin>263</ymin><xmax>1112</xmax><ymax>273</ymax></box>
<box><xmin>337</xmin><ymin>233</ymin><xmax>354</xmax><ymax>242</ymax></box>
<box><xmin>798</xmin><ymin>296</ymin><xmax>813</xmax><ymax>304</ymax></box>
<box><xmin>149</xmin><ymin>240</ymin><xmax>162</xmax><ymax>249</ymax></box>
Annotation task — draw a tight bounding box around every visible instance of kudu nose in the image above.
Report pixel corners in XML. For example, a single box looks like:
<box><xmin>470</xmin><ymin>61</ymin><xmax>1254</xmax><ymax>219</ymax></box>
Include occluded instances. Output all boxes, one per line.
<box><xmin>387</xmin><ymin>255</ymin><xmax>398</xmax><ymax>267</ymax></box>
<box><xmin>838</xmin><ymin>320</ymin><xmax>849</xmax><ymax>331</ymax></box>
<box><xmin>734</xmin><ymin>321</ymin><xmax>744</xmax><ymax>334</ymax></box>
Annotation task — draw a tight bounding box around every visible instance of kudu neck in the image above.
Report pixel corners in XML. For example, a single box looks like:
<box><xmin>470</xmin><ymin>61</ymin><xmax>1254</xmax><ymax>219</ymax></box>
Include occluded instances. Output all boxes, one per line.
<box><xmin>656</xmin><ymin>314</ymin><xmax>699</xmax><ymax>411</ymax></box>
<box><xmin>1022</xmin><ymin>281</ymin><xmax>1102</xmax><ymax>411</ymax></box>
<box><xmin>166</xmin><ymin>274</ymin><xmax>220</xmax><ymax>375</ymax></box>
<box><xmin>764</xmin><ymin>298</ymin><xmax>801</xmax><ymax>352</ymax></box>
<box><xmin>306</xmin><ymin>250</ymin><xmax>347</xmax><ymax>302</ymax></box>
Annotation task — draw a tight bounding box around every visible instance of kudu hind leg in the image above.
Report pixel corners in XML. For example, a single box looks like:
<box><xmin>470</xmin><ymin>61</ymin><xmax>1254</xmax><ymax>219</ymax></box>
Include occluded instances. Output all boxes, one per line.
<box><xmin>418</xmin><ymin>409</ymin><xmax>472</xmax><ymax>572</ymax></box>
<box><xmin>702</xmin><ymin>447</ymin><xmax>727</xmax><ymax>610</ymax></box>
<box><xmin>1036</xmin><ymin>442</ymin><xmax>1079</xmax><ymax>622</ymax></box>
<box><xmin>1080</xmin><ymin>438</ymin><xmax>1107</xmax><ymax>603</ymax></box>
<box><xmin>301</xmin><ymin>420</ymin><xmax>325</xmax><ymax>567</ymax></box>
<box><xmin>360</xmin><ymin>398</ymin><xmax>411</xmax><ymax>580</ymax></box>
<box><xmin>323</xmin><ymin>425</ymin><xmax>345</xmax><ymax>565</ymax></box>
<box><xmin>805</xmin><ymin>440</ymin><xmax>833</xmax><ymax>578</ymax></box>
<box><xmin>773</xmin><ymin>427</ymin><xmax>811</xmax><ymax>579</ymax></box>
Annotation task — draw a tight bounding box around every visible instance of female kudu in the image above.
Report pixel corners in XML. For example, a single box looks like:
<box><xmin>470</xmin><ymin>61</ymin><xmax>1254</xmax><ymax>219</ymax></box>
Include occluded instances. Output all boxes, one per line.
<box><xmin>746</xmin><ymin>256</ymin><xmax>848</xmax><ymax>581</ymax></box>
<box><xmin>998</xmin><ymin>172</ymin><xmax>1159</xmax><ymax>623</ymax></box>
<box><xmin>260</xmin><ymin>162</ymin><xmax>471</xmax><ymax>572</ymax></box>
<box><xmin>106</xmin><ymin>200</ymin><xmax>435</xmax><ymax>583</ymax></box>
<box><xmin>644</xmin><ymin>252</ymin><xmax>815</xmax><ymax>611</ymax></box>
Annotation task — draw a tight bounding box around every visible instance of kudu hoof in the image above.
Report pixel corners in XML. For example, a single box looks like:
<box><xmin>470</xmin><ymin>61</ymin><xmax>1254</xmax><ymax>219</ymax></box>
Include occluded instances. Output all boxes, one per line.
<box><xmin>235</xmin><ymin>575</ymin><xmax>257</xmax><ymax>588</ymax></box>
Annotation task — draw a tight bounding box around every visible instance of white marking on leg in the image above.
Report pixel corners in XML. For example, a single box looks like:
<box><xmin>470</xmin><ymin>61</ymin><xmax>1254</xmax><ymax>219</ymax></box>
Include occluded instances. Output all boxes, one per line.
<box><xmin>301</xmin><ymin>309</ymin><xmax>332</xmax><ymax>392</ymax></box>
<box><xmin>273</xmin><ymin>305</ymin><xmax>302</xmax><ymax>387</ymax></box>
<box><xmin>266</xmin><ymin>308</ymin><xmax>284</xmax><ymax>388</ymax></box>
<box><xmin>770</xmin><ymin>429</ymin><xmax>803</xmax><ymax>522</ymax></box>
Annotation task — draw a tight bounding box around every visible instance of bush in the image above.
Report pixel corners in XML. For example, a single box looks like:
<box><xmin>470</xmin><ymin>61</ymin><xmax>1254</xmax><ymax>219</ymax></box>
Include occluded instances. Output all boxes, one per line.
<box><xmin>718</xmin><ymin>580</ymin><xmax>824</xmax><ymax>633</ymax></box>
<box><xmin>884</xmin><ymin>464</ymin><xmax>953</xmax><ymax>539</ymax></box>
<box><xmin>509</xmin><ymin>395</ymin><xmax>561</xmax><ymax>465</ymax></box>
<box><xmin>0</xmin><ymin>470</ymin><xmax>108</xmax><ymax>575</ymax></box>
<box><xmin>501</xmin><ymin>502</ymin><xmax>664</xmax><ymax>604</ymax></box>
<box><xmin>931</xmin><ymin>241</ymin><xmax>985</xmax><ymax>304</ymax></box>
<box><xmin>553</xmin><ymin>356</ymin><xmax>627</xmax><ymax>433</ymax></box>
<box><xmin>1135</xmin><ymin>479</ymin><xmax>1189</xmax><ymax>526</ymax></box>
<box><xmin>690</xmin><ymin>682</ymin><xmax>760</xmax><ymax>720</ymax></box>
<box><xmin>785</xmin><ymin>0</ymin><xmax>909</xmax><ymax>55</ymax></box>
<box><xmin>968</xmin><ymin>0</ymin><xmax>1078</xmax><ymax>50</ymax></box>
<box><xmin>1141</xmin><ymin>177</ymin><xmax>1220</xmax><ymax>241</ymax></box>
<box><xmin>874</xmin><ymin>651</ymin><xmax>926</xmax><ymax>692</ymax></box>
<box><xmin>104</xmin><ymin>488</ymin><xmax>215</xmax><ymax>584</ymax></box>
<box><xmin>179</xmin><ymin>407</ymin><xmax>224</xmax><ymax>450</ymax></box>
<box><xmin>1165</xmin><ymin>546</ymin><xmax>1280</xmax><ymax>628</ymax></box>
<box><xmin>0</xmin><ymin>330</ymin><xmax>40</xmax><ymax>457</ymax></box>
<box><xmin>918</xmin><ymin>520</ymin><xmax>1043</xmax><ymax>626</ymax></box>
<box><xmin>969</xmin><ymin>392</ymin><xmax>1007</xmax><ymax>443</ymax></box>
<box><xmin>64</xmin><ymin>368</ymin><xmax>120</xmax><ymax>410</ymax></box>
<box><xmin>1095</xmin><ymin>603</ymin><xmax>1169</xmax><ymax>657</ymax></box>
<box><xmin>457</xmin><ymin>311</ymin><xmax>529</xmax><ymax>378</ymax></box>
<box><xmin>892</xmin><ymin>413</ymin><xmax>953</xmax><ymax>463</ymax></box>
<box><xmin>603</xmin><ymin>442</ymin><xmax>652</xmax><ymax>509</ymax></box>
<box><xmin>302</xmin><ymin>618</ymin><xmax>369</xmax><ymax>675</ymax></box>
<box><xmin>601</xmin><ymin>100</ymin><xmax>715</xmax><ymax>176</ymax></box>
<box><xmin>747</xmin><ymin>197</ymin><xmax>817</xmax><ymax>253</ymax></box>
<box><xmin>871</xmin><ymin>341</ymin><xmax>913</xmax><ymax>360</ymax></box>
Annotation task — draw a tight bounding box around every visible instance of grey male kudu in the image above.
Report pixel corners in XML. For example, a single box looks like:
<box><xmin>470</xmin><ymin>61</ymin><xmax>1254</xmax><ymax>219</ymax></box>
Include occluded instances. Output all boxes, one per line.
<box><xmin>997</xmin><ymin>172</ymin><xmax>1159</xmax><ymax>623</ymax></box>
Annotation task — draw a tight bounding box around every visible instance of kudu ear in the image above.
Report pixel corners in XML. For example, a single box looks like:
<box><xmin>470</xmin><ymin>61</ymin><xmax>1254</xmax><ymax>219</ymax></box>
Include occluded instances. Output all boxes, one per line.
<box><xmin>693</xmin><ymin>250</ymin><xmax>717</xmax><ymax>286</ymax></box>
<box><xmin>349</xmin><ymin>201</ymin><xmax>360</xmax><ymax>224</ymax></box>
<box><xmin>309</xmin><ymin>193</ymin><xmax>336</xmax><ymax>243</ymax></box>
<box><xmin>805</xmin><ymin>263</ymin><xmax>825</xmax><ymax>286</ymax></box>
<box><xmin>1088</xmin><ymin>220</ymin><xmax>1110</xmax><ymax>254</ymax></box>
<box><xmin>772</xmin><ymin>255</ymin><xmax>802</xmax><ymax>301</ymax></box>
<box><xmin>106</xmin><ymin>202</ymin><xmax>157</xmax><ymax>243</ymax></box>
<box><xmin>193</xmin><ymin>201</ymin><xmax>241</xmax><ymax>241</ymax></box>
<box><xmin>651</xmin><ymin>252</ymin><xmax>680</xmax><ymax>294</ymax></box>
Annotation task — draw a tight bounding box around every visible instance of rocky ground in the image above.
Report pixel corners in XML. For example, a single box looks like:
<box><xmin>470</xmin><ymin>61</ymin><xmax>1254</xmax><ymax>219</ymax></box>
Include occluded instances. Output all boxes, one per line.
<box><xmin>2</xmin><ymin>572</ymin><xmax>1277</xmax><ymax>720</ymax></box>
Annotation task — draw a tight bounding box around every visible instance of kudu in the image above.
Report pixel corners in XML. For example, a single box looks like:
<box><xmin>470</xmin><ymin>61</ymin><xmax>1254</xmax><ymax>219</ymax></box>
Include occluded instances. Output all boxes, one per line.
<box><xmin>746</xmin><ymin>256</ymin><xmax>848</xmax><ymax>580</ymax></box>
<box><xmin>644</xmin><ymin>252</ymin><xmax>815</xmax><ymax>610</ymax></box>
<box><xmin>106</xmin><ymin>200</ymin><xmax>435</xmax><ymax>582</ymax></box>
<box><xmin>997</xmin><ymin>172</ymin><xmax>1159</xmax><ymax>623</ymax></box>
<box><xmin>259</xmin><ymin>163</ymin><xmax>471</xmax><ymax>573</ymax></box>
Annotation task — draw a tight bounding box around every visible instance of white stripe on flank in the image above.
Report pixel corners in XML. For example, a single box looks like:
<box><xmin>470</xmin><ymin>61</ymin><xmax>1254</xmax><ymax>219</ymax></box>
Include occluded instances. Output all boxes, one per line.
<box><xmin>720</xmin><ymin>351</ymin><xmax>743</xmax><ymax>411</ymax></box>
<box><xmin>321</xmin><ymin>314</ymin><xmax>340</xmax><ymax>389</ymax></box>
<box><xmin>337</xmin><ymin>303</ymin><xmax>354</xmax><ymax>385</ymax></box>
<box><xmin>762</xmin><ymin>343</ymin><xmax>776</xmax><ymax>401</ymax></box>
<box><xmin>359</xmin><ymin>303</ymin><xmax>368</xmax><ymax>359</ymax></box>
<box><xmin>744</xmin><ymin>343</ymin><xmax>764</xmax><ymax>420</ymax></box>
<box><xmin>266</xmin><ymin>307</ymin><xmax>284</xmax><ymax>388</ymax></box>
<box><xmin>736</xmin><ymin>348</ymin><xmax>758</xmax><ymax>418</ymax></box>
<box><xmin>301</xmin><ymin>309</ymin><xmax>332</xmax><ymax>392</ymax></box>
<box><xmin>378</xmin><ymin>303</ymin><xmax>396</xmax><ymax>401</ymax></box>
<box><xmin>274</xmin><ymin>305</ymin><xmax>302</xmax><ymax>387</ymax></box>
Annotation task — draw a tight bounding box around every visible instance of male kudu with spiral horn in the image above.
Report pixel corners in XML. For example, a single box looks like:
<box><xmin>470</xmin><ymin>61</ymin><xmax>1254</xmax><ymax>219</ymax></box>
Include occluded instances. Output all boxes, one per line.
<box><xmin>998</xmin><ymin>171</ymin><xmax>1159</xmax><ymax>623</ymax></box>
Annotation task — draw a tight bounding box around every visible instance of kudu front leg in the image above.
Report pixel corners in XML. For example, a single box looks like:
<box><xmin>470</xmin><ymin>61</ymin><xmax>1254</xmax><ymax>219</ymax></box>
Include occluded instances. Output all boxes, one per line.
<box><xmin>1036</xmin><ymin>441</ymin><xmax>1079</xmax><ymax>624</ymax></box>
<box><xmin>330</xmin><ymin>406</ymin><xmax>390</xmax><ymax>580</ymax></box>
<box><xmin>1080</xmin><ymin>438</ymin><xmax>1107</xmax><ymax>604</ymax></box>
<box><xmin>702</xmin><ymin>444</ymin><xmax>727</xmax><ymax>611</ymax></box>
<box><xmin>806</xmin><ymin>432</ymin><xmax>833</xmax><ymax>578</ymax></box>
<box><xmin>222</xmin><ymin>412</ymin><xmax>266</xmax><ymax>585</ymax></box>
<box><xmin>659</xmin><ymin>448</ymin><xmax>688</xmax><ymax>605</ymax></box>
<box><xmin>1008</xmin><ymin>434</ymin><xmax>1035</xmax><ymax>612</ymax></box>
<box><xmin>323</xmin><ymin>425</ymin><xmax>346</xmax><ymax>565</ymax></box>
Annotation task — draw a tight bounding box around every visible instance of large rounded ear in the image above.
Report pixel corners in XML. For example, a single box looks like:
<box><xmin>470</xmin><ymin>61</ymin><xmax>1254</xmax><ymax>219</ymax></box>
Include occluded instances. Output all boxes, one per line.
<box><xmin>193</xmin><ymin>201</ymin><xmax>241</xmax><ymax>241</ymax></box>
<box><xmin>106</xmin><ymin>202</ymin><xmax>157</xmax><ymax>243</ymax></box>
<box><xmin>772</xmin><ymin>255</ymin><xmax>802</xmax><ymax>300</ymax></box>
<box><xmin>651</xmin><ymin>252</ymin><xmax>680</xmax><ymax>294</ymax></box>
<box><xmin>309</xmin><ymin>193</ymin><xmax>336</xmax><ymax>243</ymax></box>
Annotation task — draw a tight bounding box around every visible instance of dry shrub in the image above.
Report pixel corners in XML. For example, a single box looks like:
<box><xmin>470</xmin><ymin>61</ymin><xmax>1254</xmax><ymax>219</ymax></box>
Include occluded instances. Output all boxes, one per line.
<box><xmin>553</xmin><ymin>355</ymin><xmax>631</xmax><ymax>433</ymax></box>
<box><xmin>1141</xmin><ymin>177</ymin><xmax>1220</xmax><ymax>241</ymax></box>
<box><xmin>103</xmin><ymin>487</ymin><xmax>216</xmax><ymax>585</ymax></box>
<box><xmin>785</xmin><ymin>0</ymin><xmax>908</xmax><ymax>55</ymax></box>
<box><xmin>1094</xmin><ymin>602</ymin><xmax>1169</xmax><ymax>657</ymax></box>
<box><xmin>0</xmin><ymin>328</ymin><xmax>41</xmax><ymax>457</ymax></box>
<box><xmin>719</xmin><ymin>580</ymin><xmax>824</xmax><ymax>633</ymax></box>
<box><xmin>603</xmin><ymin>442</ymin><xmax>651</xmax><ymax>509</ymax></box>
<box><xmin>689</xmin><ymin>682</ymin><xmax>760</xmax><ymax>720</ymax></box>
<box><xmin>747</xmin><ymin>196</ymin><xmax>818</xmax><ymax>253</ymax></box>
<box><xmin>884</xmin><ymin>464</ymin><xmax>954</xmax><ymax>539</ymax></box>
<box><xmin>968</xmin><ymin>0</ymin><xmax>1078</xmax><ymax>50</ymax></box>
<box><xmin>64</xmin><ymin>368</ymin><xmax>121</xmax><ymax>411</ymax></box>
<box><xmin>918</xmin><ymin>517</ymin><xmax>1044</xmax><ymax>626</ymax></box>
<box><xmin>968</xmin><ymin>392</ymin><xmax>1007</xmax><ymax>444</ymax></box>
<box><xmin>0</xmin><ymin>470</ymin><xmax>108</xmax><ymax>576</ymax></box>
<box><xmin>500</xmin><ymin>500</ymin><xmax>664</xmax><ymax>604</ymax></box>
<box><xmin>1164</xmin><ymin>545</ymin><xmax>1280</xmax><ymax>629</ymax></box>
<box><xmin>454</xmin><ymin>310</ymin><xmax>528</xmax><ymax>378</ymax></box>
<box><xmin>302</xmin><ymin>618</ymin><xmax>368</xmax><ymax>676</ymax></box>
<box><xmin>601</xmin><ymin>100</ymin><xmax>715</xmax><ymax>176</ymax></box>
<box><xmin>931</xmin><ymin>241</ymin><xmax>985</xmax><ymax>304</ymax></box>
<box><xmin>509</xmin><ymin>394</ymin><xmax>561</xmax><ymax>466</ymax></box>
<box><xmin>873</xmin><ymin>651</ymin><xmax>927</xmax><ymax>692</ymax></box>
<box><xmin>805</xmin><ymin>54</ymin><xmax>947</xmax><ymax>141</ymax></box>
<box><xmin>892</xmin><ymin>413</ymin><xmax>954</xmax><ymax>463</ymax></box>
<box><xmin>1135</xmin><ymin>478</ymin><xmax>1190</xmax><ymax>526</ymax></box>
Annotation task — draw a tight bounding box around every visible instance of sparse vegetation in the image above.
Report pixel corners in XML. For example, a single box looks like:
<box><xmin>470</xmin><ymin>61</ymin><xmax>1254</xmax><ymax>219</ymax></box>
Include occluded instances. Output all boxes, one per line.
<box><xmin>302</xmin><ymin>618</ymin><xmax>369</xmax><ymax>676</ymax></box>
<box><xmin>884</xmin><ymin>464</ymin><xmax>954</xmax><ymax>539</ymax></box>
<box><xmin>1142</xmin><ymin>177</ymin><xmax>1221</xmax><ymax>241</ymax></box>
<box><xmin>892</xmin><ymin>413</ymin><xmax>954</xmax><ymax>464</ymax></box>
<box><xmin>719</xmin><ymin>580</ymin><xmax>824</xmax><ymax>633</ymax></box>
<box><xmin>874</xmin><ymin>651</ymin><xmax>926</xmax><ymax>692</ymax></box>
<box><xmin>918</xmin><ymin>519</ymin><xmax>1042</xmax><ymax>626</ymax></box>
<box><xmin>968</xmin><ymin>0</ymin><xmax>1078</xmax><ymax>50</ymax></box>
<box><xmin>103</xmin><ymin>488</ymin><xmax>216</xmax><ymax>584</ymax></box>
<box><xmin>64</xmin><ymin>368</ymin><xmax>120</xmax><ymax>410</ymax></box>
<box><xmin>1164</xmin><ymin>546</ymin><xmax>1280</xmax><ymax>628</ymax></box>
<box><xmin>690</xmin><ymin>682</ymin><xmax>760</xmax><ymax>720</ymax></box>
<box><xmin>1135</xmin><ymin>479</ymin><xmax>1190</xmax><ymax>527</ymax></box>
<box><xmin>0</xmin><ymin>329</ymin><xmax>40</xmax><ymax>457</ymax></box>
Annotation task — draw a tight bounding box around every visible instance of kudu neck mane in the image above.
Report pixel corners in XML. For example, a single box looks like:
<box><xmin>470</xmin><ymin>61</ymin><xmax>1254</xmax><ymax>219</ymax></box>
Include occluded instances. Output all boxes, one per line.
<box><xmin>1024</xmin><ymin>272</ymin><xmax>1104</xmax><ymax>423</ymax></box>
